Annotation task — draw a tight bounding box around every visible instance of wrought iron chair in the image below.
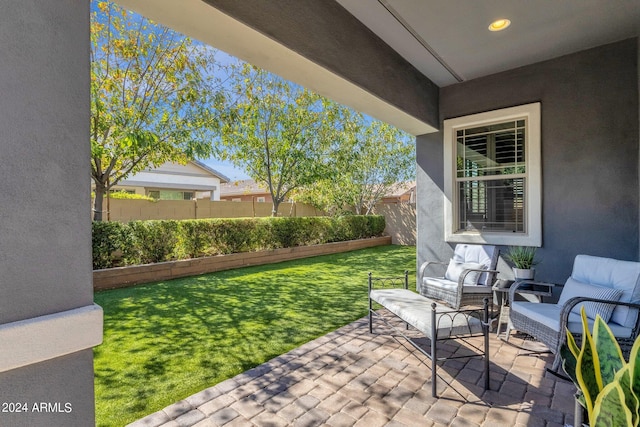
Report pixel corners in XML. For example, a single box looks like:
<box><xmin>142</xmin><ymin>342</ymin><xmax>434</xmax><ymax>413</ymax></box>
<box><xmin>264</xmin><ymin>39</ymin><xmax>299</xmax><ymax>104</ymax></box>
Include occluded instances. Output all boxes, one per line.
<box><xmin>418</xmin><ymin>244</ymin><xmax>500</xmax><ymax>309</ymax></box>
<box><xmin>509</xmin><ymin>254</ymin><xmax>640</xmax><ymax>370</ymax></box>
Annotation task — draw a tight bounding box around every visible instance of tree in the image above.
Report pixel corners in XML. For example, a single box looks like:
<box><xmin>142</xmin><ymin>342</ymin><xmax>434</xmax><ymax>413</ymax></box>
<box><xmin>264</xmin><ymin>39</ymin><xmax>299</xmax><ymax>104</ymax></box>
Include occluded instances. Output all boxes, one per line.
<box><xmin>299</xmin><ymin>110</ymin><xmax>415</xmax><ymax>215</ymax></box>
<box><xmin>220</xmin><ymin>64</ymin><xmax>340</xmax><ymax>216</ymax></box>
<box><xmin>90</xmin><ymin>1</ymin><xmax>223</xmax><ymax>220</ymax></box>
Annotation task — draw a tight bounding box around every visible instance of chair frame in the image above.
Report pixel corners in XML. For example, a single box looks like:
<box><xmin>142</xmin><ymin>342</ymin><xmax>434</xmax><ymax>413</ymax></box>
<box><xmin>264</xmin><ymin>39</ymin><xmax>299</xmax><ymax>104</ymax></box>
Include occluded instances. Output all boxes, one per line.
<box><xmin>419</xmin><ymin>260</ymin><xmax>499</xmax><ymax>309</ymax></box>
<box><xmin>509</xmin><ymin>280</ymin><xmax>640</xmax><ymax>369</ymax></box>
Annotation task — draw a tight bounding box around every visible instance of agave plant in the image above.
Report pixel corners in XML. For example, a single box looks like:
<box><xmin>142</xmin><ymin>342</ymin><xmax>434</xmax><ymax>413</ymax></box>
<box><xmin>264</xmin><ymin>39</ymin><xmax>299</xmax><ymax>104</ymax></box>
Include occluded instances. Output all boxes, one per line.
<box><xmin>560</xmin><ymin>307</ymin><xmax>640</xmax><ymax>426</ymax></box>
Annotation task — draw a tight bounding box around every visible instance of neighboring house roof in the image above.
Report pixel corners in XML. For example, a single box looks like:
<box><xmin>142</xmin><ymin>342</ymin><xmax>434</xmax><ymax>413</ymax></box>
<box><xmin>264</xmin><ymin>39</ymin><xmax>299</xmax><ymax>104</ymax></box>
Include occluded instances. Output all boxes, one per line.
<box><xmin>220</xmin><ymin>179</ymin><xmax>270</xmax><ymax>197</ymax></box>
<box><xmin>385</xmin><ymin>181</ymin><xmax>416</xmax><ymax>198</ymax></box>
<box><xmin>381</xmin><ymin>181</ymin><xmax>416</xmax><ymax>204</ymax></box>
<box><xmin>190</xmin><ymin>159</ymin><xmax>230</xmax><ymax>183</ymax></box>
<box><xmin>117</xmin><ymin>160</ymin><xmax>229</xmax><ymax>192</ymax></box>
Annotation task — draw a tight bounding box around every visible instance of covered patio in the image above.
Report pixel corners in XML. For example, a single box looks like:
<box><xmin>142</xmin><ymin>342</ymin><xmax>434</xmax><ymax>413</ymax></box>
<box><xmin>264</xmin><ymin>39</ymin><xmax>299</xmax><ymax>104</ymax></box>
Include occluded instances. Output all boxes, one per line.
<box><xmin>0</xmin><ymin>1</ymin><xmax>638</xmax><ymax>426</ymax></box>
<box><xmin>129</xmin><ymin>314</ymin><xmax>575</xmax><ymax>427</ymax></box>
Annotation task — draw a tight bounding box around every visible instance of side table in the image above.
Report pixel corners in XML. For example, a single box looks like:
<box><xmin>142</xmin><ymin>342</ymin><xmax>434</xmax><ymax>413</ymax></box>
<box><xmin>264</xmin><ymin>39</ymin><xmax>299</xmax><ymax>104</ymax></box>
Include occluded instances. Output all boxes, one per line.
<box><xmin>503</xmin><ymin>280</ymin><xmax>555</xmax><ymax>341</ymax></box>
<box><xmin>492</xmin><ymin>279</ymin><xmax>514</xmax><ymax>338</ymax></box>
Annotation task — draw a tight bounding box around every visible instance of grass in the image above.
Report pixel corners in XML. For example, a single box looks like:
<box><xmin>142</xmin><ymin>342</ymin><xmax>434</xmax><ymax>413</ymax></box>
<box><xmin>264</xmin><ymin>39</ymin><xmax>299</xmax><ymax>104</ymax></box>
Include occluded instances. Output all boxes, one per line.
<box><xmin>94</xmin><ymin>244</ymin><xmax>416</xmax><ymax>426</ymax></box>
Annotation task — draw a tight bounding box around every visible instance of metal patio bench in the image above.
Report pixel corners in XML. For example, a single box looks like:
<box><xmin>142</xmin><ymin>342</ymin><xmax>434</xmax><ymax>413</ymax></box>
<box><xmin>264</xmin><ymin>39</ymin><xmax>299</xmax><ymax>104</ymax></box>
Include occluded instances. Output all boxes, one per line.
<box><xmin>368</xmin><ymin>272</ymin><xmax>490</xmax><ymax>397</ymax></box>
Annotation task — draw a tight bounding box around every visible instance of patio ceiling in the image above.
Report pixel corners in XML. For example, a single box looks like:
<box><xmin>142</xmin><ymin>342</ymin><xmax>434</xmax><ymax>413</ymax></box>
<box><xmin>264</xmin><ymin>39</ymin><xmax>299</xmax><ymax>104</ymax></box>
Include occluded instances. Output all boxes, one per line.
<box><xmin>113</xmin><ymin>0</ymin><xmax>640</xmax><ymax>134</ymax></box>
<box><xmin>337</xmin><ymin>0</ymin><xmax>640</xmax><ymax>87</ymax></box>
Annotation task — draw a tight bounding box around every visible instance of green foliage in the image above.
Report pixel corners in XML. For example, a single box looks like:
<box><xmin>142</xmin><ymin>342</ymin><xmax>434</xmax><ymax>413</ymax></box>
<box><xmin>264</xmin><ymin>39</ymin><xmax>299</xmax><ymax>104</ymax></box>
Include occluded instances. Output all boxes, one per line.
<box><xmin>108</xmin><ymin>191</ymin><xmax>155</xmax><ymax>201</ymax></box>
<box><xmin>561</xmin><ymin>307</ymin><xmax>640</xmax><ymax>426</ymax></box>
<box><xmin>298</xmin><ymin>110</ymin><xmax>415</xmax><ymax>215</ymax></box>
<box><xmin>94</xmin><ymin>245</ymin><xmax>416</xmax><ymax>426</ymax></box>
<box><xmin>127</xmin><ymin>221</ymin><xmax>179</xmax><ymax>264</ymax></box>
<box><xmin>92</xmin><ymin>216</ymin><xmax>386</xmax><ymax>269</ymax></box>
<box><xmin>219</xmin><ymin>64</ymin><xmax>342</xmax><ymax>216</ymax></box>
<box><xmin>91</xmin><ymin>221</ymin><xmax>133</xmax><ymax>269</ymax></box>
<box><xmin>504</xmin><ymin>246</ymin><xmax>540</xmax><ymax>269</ymax></box>
<box><xmin>90</xmin><ymin>1</ymin><xmax>223</xmax><ymax>220</ymax></box>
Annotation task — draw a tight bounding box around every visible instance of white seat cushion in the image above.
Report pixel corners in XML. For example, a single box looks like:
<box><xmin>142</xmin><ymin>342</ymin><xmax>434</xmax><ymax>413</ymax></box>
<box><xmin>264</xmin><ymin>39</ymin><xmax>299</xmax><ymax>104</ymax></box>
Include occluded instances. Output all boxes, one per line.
<box><xmin>370</xmin><ymin>289</ymin><xmax>484</xmax><ymax>339</ymax></box>
<box><xmin>511</xmin><ymin>301</ymin><xmax>634</xmax><ymax>338</ymax></box>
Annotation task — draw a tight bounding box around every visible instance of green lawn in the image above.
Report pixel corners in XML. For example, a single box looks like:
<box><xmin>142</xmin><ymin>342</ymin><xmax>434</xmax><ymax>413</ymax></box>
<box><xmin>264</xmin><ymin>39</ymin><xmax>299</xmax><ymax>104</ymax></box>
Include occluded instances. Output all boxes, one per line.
<box><xmin>94</xmin><ymin>244</ymin><xmax>416</xmax><ymax>426</ymax></box>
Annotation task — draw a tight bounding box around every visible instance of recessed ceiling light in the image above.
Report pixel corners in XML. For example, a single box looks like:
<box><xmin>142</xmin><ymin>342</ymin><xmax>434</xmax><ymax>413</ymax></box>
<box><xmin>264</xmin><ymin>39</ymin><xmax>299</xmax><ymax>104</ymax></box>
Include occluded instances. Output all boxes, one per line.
<box><xmin>488</xmin><ymin>19</ymin><xmax>511</xmax><ymax>32</ymax></box>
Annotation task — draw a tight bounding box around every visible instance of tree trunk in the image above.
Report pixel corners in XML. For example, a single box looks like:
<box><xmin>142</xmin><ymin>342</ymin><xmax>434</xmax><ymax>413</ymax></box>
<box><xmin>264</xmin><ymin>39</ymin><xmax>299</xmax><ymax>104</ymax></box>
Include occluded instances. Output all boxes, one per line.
<box><xmin>93</xmin><ymin>183</ymin><xmax>106</xmax><ymax>221</ymax></box>
<box><xmin>271</xmin><ymin>200</ymin><xmax>280</xmax><ymax>217</ymax></box>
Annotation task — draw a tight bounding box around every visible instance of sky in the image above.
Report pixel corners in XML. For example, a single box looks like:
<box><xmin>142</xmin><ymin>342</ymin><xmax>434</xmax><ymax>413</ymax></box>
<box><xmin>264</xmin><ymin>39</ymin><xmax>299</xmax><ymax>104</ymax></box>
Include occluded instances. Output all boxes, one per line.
<box><xmin>201</xmin><ymin>158</ymin><xmax>250</xmax><ymax>182</ymax></box>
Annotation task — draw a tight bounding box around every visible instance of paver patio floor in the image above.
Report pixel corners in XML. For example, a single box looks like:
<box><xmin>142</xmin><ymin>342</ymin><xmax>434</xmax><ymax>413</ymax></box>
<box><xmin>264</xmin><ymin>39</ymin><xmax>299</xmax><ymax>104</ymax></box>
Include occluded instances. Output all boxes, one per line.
<box><xmin>128</xmin><ymin>311</ymin><xmax>578</xmax><ymax>427</ymax></box>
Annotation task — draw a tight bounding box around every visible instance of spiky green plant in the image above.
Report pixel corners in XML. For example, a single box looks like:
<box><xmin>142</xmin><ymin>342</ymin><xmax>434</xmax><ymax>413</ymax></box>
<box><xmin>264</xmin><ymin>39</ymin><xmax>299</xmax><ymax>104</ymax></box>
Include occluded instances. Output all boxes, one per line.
<box><xmin>504</xmin><ymin>246</ymin><xmax>540</xmax><ymax>269</ymax></box>
<box><xmin>561</xmin><ymin>307</ymin><xmax>640</xmax><ymax>426</ymax></box>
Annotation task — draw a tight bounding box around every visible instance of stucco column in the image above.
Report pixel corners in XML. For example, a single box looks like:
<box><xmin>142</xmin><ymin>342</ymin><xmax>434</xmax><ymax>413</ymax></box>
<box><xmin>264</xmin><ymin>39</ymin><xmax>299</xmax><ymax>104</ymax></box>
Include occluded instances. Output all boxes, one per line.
<box><xmin>0</xmin><ymin>1</ymin><xmax>102</xmax><ymax>426</ymax></box>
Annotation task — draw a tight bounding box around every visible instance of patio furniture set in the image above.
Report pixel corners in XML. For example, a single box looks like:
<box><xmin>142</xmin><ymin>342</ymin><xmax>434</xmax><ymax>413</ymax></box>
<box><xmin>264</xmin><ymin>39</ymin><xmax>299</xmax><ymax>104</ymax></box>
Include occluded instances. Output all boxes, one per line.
<box><xmin>368</xmin><ymin>244</ymin><xmax>640</xmax><ymax>398</ymax></box>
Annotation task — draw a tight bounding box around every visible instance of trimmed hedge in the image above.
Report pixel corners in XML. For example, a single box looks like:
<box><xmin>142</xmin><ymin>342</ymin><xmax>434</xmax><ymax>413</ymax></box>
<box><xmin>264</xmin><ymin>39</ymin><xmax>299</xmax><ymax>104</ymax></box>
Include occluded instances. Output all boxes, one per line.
<box><xmin>92</xmin><ymin>216</ymin><xmax>386</xmax><ymax>269</ymax></box>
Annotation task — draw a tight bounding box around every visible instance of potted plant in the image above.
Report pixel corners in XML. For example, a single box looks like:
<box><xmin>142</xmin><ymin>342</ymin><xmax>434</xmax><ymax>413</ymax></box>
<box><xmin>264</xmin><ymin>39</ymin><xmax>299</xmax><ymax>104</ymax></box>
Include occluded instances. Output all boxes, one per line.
<box><xmin>560</xmin><ymin>308</ymin><xmax>640</xmax><ymax>427</ymax></box>
<box><xmin>504</xmin><ymin>246</ymin><xmax>540</xmax><ymax>280</ymax></box>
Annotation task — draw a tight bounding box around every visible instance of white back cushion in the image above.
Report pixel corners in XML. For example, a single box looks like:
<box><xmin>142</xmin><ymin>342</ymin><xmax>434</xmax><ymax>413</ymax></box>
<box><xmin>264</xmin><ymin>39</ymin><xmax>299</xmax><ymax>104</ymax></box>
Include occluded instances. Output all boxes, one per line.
<box><xmin>557</xmin><ymin>277</ymin><xmax>623</xmax><ymax>322</ymax></box>
<box><xmin>452</xmin><ymin>244</ymin><xmax>498</xmax><ymax>286</ymax></box>
<box><xmin>444</xmin><ymin>259</ymin><xmax>484</xmax><ymax>285</ymax></box>
<box><xmin>571</xmin><ymin>255</ymin><xmax>640</xmax><ymax>327</ymax></box>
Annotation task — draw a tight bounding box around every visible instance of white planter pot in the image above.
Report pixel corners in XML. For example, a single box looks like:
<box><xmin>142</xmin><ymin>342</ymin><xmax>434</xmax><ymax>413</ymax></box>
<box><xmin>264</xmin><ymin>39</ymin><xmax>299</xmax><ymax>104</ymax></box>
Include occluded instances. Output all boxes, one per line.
<box><xmin>513</xmin><ymin>267</ymin><xmax>535</xmax><ymax>280</ymax></box>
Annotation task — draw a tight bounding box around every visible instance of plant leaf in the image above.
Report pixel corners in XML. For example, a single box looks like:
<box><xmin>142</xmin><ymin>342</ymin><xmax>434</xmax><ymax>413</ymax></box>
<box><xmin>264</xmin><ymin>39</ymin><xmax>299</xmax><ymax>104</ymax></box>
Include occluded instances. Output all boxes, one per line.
<box><xmin>614</xmin><ymin>365</ymin><xmax>639</xmax><ymax>427</ymax></box>
<box><xmin>567</xmin><ymin>329</ymin><xmax>580</xmax><ymax>358</ymax></box>
<box><xmin>629</xmin><ymin>337</ymin><xmax>640</xmax><ymax>426</ymax></box>
<box><xmin>576</xmin><ymin>307</ymin><xmax>601</xmax><ymax>420</ymax></box>
<box><xmin>561</xmin><ymin>340</ymin><xmax>579</xmax><ymax>385</ymax></box>
<box><xmin>593</xmin><ymin>314</ymin><xmax>626</xmax><ymax>387</ymax></box>
<box><xmin>592</xmin><ymin>382</ymin><xmax>634</xmax><ymax>427</ymax></box>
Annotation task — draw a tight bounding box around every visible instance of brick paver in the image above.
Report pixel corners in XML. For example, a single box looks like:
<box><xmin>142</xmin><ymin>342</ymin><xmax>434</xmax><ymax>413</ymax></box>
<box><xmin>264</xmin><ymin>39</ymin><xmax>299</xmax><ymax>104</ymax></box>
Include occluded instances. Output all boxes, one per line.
<box><xmin>127</xmin><ymin>314</ymin><xmax>576</xmax><ymax>427</ymax></box>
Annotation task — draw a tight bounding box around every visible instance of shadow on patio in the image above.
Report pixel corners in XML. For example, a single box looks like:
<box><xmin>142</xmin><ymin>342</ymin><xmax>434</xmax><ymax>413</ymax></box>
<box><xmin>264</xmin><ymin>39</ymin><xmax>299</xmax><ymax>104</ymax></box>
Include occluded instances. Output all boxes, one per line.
<box><xmin>129</xmin><ymin>311</ymin><xmax>577</xmax><ymax>427</ymax></box>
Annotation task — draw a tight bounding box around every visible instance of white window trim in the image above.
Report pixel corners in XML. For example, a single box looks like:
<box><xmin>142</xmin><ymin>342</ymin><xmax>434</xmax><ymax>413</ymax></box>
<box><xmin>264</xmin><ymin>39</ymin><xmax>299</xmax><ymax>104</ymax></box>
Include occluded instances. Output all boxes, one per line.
<box><xmin>443</xmin><ymin>102</ymin><xmax>542</xmax><ymax>246</ymax></box>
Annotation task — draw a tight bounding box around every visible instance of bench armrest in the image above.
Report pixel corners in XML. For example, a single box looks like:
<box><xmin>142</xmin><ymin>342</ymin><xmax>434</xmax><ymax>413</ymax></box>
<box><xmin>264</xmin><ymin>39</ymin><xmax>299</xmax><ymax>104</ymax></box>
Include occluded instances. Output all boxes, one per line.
<box><xmin>368</xmin><ymin>271</ymin><xmax>409</xmax><ymax>292</ymax></box>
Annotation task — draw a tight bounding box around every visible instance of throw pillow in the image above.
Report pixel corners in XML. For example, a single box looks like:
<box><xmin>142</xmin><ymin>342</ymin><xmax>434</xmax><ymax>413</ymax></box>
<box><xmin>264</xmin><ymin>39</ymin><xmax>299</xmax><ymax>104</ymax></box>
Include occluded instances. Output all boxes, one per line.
<box><xmin>557</xmin><ymin>277</ymin><xmax>624</xmax><ymax>322</ymax></box>
<box><xmin>444</xmin><ymin>259</ymin><xmax>485</xmax><ymax>285</ymax></box>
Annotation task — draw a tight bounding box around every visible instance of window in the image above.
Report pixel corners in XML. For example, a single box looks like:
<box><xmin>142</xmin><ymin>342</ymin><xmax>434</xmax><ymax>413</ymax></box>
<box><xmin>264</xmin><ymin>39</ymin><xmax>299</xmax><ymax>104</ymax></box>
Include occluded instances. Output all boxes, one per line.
<box><xmin>256</xmin><ymin>197</ymin><xmax>266</xmax><ymax>203</ymax></box>
<box><xmin>147</xmin><ymin>190</ymin><xmax>194</xmax><ymax>200</ymax></box>
<box><xmin>444</xmin><ymin>103</ymin><xmax>541</xmax><ymax>246</ymax></box>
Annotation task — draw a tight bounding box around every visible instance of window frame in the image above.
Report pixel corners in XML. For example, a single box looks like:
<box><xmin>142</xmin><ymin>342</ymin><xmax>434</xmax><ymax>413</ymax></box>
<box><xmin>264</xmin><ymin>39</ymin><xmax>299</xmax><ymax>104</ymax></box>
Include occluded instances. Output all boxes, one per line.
<box><xmin>443</xmin><ymin>102</ymin><xmax>542</xmax><ymax>246</ymax></box>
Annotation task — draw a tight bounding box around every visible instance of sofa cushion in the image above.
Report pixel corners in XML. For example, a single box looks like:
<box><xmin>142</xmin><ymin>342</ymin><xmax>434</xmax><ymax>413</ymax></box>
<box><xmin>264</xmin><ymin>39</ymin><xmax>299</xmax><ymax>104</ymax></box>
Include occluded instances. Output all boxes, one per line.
<box><xmin>557</xmin><ymin>277</ymin><xmax>623</xmax><ymax>322</ymax></box>
<box><xmin>511</xmin><ymin>301</ymin><xmax>634</xmax><ymax>338</ymax></box>
<box><xmin>452</xmin><ymin>244</ymin><xmax>498</xmax><ymax>286</ymax></box>
<box><xmin>444</xmin><ymin>259</ymin><xmax>485</xmax><ymax>285</ymax></box>
<box><xmin>369</xmin><ymin>288</ymin><xmax>485</xmax><ymax>339</ymax></box>
<box><xmin>571</xmin><ymin>255</ymin><xmax>640</xmax><ymax>327</ymax></box>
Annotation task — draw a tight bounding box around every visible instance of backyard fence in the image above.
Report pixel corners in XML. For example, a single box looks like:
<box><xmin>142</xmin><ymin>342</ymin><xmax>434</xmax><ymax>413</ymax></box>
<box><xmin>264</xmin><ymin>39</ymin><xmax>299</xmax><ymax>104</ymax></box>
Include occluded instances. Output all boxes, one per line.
<box><xmin>93</xmin><ymin>198</ymin><xmax>416</xmax><ymax>245</ymax></box>
<box><xmin>93</xmin><ymin>198</ymin><xmax>322</xmax><ymax>221</ymax></box>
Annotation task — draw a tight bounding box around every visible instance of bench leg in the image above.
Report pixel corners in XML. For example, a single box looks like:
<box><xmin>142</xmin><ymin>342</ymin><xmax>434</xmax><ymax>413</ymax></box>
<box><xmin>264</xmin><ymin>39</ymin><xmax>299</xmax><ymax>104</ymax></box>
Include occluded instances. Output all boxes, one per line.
<box><xmin>483</xmin><ymin>299</ymin><xmax>490</xmax><ymax>391</ymax></box>
<box><xmin>431</xmin><ymin>305</ymin><xmax>437</xmax><ymax>397</ymax></box>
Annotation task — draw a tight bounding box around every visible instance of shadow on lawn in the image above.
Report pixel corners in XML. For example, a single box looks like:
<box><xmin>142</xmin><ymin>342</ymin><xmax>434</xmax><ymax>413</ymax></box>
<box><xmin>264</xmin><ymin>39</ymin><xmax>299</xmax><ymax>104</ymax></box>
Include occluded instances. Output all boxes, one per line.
<box><xmin>93</xmin><ymin>245</ymin><xmax>416</xmax><ymax>426</ymax></box>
